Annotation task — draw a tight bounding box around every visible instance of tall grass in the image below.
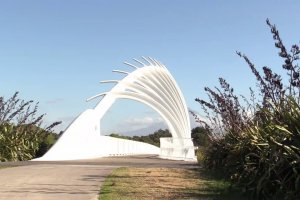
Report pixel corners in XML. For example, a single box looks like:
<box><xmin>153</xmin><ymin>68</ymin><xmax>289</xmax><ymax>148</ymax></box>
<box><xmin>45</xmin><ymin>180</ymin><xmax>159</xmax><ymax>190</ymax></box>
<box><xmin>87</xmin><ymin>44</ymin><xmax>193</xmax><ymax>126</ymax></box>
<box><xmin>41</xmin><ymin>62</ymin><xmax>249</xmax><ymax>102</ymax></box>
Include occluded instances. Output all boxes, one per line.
<box><xmin>195</xmin><ymin>19</ymin><xmax>300</xmax><ymax>199</ymax></box>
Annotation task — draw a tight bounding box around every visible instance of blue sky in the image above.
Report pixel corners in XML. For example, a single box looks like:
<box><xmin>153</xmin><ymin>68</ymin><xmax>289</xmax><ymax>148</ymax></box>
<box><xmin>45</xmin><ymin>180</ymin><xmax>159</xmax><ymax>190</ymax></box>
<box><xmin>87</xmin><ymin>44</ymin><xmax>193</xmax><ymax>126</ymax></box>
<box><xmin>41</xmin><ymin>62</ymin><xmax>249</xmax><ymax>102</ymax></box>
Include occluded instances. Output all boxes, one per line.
<box><xmin>1</xmin><ymin>1</ymin><xmax>300</xmax><ymax>135</ymax></box>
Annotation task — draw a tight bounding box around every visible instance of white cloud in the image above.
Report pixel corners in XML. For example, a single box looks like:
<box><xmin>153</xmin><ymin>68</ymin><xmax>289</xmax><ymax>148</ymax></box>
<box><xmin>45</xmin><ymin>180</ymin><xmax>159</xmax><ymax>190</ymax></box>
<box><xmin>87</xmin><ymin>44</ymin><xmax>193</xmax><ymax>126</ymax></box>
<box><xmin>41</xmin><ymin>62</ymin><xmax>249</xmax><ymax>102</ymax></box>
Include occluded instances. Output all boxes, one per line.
<box><xmin>121</xmin><ymin>116</ymin><xmax>164</xmax><ymax>132</ymax></box>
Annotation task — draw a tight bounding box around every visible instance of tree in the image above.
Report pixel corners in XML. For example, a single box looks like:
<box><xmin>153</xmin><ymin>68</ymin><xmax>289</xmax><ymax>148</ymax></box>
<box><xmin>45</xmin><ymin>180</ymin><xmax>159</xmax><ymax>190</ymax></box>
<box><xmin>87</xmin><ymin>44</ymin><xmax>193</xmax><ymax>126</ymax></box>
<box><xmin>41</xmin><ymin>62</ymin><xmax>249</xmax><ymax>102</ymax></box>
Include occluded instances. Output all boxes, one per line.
<box><xmin>191</xmin><ymin>126</ymin><xmax>211</xmax><ymax>147</ymax></box>
<box><xmin>109</xmin><ymin>129</ymin><xmax>172</xmax><ymax>147</ymax></box>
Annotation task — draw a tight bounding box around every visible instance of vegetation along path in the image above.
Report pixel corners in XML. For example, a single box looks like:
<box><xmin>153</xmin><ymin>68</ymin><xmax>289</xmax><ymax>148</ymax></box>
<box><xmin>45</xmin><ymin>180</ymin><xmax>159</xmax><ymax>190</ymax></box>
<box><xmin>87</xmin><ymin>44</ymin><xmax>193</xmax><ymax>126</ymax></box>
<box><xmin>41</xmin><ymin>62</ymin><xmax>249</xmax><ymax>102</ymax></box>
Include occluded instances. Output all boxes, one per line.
<box><xmin>0</xmin><ymin>155</ymin><xmax>197</xmax><ymax>200</ymax></box>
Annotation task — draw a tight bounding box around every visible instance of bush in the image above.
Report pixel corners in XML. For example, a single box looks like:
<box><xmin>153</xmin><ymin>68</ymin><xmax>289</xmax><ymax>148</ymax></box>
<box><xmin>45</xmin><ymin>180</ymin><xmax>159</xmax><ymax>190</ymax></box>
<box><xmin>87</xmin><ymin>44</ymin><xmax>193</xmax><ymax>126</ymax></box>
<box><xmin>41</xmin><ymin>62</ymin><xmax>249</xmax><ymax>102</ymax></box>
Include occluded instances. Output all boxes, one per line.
<box><xmin>195</xmin><ymin>19</ymin><xmax>300</xmax><ymax>199</ymax></box>
<box><xmin>0</xmin><ymin>92</ymin><xmax>60</xmax><ymax>161</ymax></box>
<box><xmin>195</xmin><ymin>147</ymin><xmax>205</xmax><ymax>164</ymax></box>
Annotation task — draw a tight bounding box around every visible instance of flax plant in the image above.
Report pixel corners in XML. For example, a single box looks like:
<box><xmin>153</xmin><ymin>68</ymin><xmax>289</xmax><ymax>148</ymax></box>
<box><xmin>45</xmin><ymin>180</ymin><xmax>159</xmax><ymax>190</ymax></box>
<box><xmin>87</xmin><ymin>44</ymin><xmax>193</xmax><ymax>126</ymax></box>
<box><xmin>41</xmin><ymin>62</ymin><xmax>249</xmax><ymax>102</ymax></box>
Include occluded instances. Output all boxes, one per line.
<box><xmin>195</xmin><ymin>19</ymin><xmax>300</xmax><ymax>199</ymax></box>
<box><xmin>0</xmin><ymin>92</ymin><xmax>61</xmax><ymax>161</ymax></box>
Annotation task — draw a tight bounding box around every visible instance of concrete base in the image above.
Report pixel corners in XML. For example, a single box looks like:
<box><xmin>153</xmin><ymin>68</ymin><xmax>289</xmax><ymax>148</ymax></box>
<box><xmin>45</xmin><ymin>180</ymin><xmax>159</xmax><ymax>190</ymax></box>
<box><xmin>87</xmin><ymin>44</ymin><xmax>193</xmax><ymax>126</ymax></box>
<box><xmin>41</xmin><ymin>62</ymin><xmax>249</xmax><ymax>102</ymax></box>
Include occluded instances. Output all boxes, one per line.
<box><xmin>159</xmin><ymin>137</ymin><xmax>196</xmax><ymax>161</ymax></box>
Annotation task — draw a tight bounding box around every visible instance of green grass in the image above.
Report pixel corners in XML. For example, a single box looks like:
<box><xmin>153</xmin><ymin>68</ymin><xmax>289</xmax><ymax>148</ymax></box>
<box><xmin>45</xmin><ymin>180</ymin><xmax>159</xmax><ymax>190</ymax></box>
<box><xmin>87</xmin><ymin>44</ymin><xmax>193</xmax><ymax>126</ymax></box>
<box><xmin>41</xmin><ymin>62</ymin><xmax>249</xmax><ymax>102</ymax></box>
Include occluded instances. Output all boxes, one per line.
<box><xmin>99</xmin><ymin>167</ymin><xmax>247</xmax><ymax>200</ymax></box>
<box><xmin>0</xmin><ymin>165</ymin><xmax>12</xmax><ymax>170</ymax></box>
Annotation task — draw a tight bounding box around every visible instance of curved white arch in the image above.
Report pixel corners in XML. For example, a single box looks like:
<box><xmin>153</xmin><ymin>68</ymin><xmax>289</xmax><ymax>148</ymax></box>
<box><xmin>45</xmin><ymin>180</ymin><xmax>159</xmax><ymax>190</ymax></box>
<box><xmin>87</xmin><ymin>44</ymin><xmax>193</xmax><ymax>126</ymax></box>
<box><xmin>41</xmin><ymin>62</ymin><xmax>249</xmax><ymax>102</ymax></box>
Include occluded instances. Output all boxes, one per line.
<box><xmin>92</xmin><ymin>62</ymin><xmax>191</xmax><ymax>138</ymax></box>
<box><xmin>35</xmin><ymin>58</ymin><xmax>195</xmax><ymax>161</ymax></box>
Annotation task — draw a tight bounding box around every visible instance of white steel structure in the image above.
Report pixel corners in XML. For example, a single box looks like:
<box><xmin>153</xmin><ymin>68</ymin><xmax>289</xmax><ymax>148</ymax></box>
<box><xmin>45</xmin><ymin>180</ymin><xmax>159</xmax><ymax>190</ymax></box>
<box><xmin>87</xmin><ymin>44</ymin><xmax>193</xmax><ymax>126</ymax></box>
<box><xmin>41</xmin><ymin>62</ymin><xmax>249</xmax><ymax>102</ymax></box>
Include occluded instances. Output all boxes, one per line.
<box><xmin>35</xmin><ymin>57</ymin><xmax>195</xmax><ymax>161</ymax></box>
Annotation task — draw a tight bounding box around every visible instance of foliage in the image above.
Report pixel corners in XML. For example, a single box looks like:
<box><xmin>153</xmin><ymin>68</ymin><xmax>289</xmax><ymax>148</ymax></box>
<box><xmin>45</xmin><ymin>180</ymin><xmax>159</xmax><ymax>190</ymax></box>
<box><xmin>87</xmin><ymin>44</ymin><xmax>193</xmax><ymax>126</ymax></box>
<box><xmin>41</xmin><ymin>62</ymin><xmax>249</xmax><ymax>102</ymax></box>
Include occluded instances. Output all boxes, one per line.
<box><xmin>191</xmin><ymin>126</ymin><xmax>212</xmax><ymax>163</ymax></box>
<box><xmin>0</xmin><ymin>92</ymin><xmax>61</xmax><ymax>161</ymax></box>
<box><xmin>35</xmin><ymin>132</ymin><xmax>60</xmax><ymax>158</ymax></box>
<box><xmin>108</xmin><ymin>133</ymin><xmax>131</xmax><ymax>140</ymax></box>
<box><xmin>240</xmin><ymin>97</ymin><xmax>300</xmax><ymax>199</ymax></box>
<box><xmin>109</xmin><ymin>129</ymin><xmax>171</xmax><ymax>147</ymax></box>
<box><xmin>194</xmin><ymin>19</ymin><xmax>300</xmax><ymax>199</ymax></box>
<box><xmin>191</xmin><ymin>126</ymin><xmax>211</xmax><ymax>147</ymax></box>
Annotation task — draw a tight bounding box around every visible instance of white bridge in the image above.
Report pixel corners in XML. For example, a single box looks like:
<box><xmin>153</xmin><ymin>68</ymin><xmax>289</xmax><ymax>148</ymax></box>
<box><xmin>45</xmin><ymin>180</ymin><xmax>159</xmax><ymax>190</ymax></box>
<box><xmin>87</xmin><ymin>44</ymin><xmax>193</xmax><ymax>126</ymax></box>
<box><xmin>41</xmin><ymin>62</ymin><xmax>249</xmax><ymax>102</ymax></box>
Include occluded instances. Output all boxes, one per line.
<box><xmin>35</xmin><ymin>57</ymin><xmax>195</xmax><ymax>161</ymax></box>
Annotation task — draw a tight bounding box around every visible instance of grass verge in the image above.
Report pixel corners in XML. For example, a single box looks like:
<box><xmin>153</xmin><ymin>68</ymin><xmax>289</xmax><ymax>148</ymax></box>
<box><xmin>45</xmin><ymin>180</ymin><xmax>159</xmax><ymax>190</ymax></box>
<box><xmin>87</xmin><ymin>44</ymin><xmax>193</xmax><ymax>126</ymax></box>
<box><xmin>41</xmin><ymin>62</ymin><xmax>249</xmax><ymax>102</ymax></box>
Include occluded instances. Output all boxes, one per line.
<box><xmin>99</xmin><ymin>167</ymin><xmax>247</xmax><ymax>200</ymax></box>
<box><xmin>0</xmin><ymin>166</ymin><xmax>12</xmax><ymax>170</ymax></box>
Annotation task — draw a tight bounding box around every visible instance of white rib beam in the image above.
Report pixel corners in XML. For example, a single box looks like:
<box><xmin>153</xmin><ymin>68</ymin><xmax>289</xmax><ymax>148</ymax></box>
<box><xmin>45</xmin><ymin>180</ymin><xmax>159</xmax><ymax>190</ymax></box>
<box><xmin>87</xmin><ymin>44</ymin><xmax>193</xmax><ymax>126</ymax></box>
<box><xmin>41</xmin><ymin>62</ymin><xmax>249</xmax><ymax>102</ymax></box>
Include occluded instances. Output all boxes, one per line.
<box><xmin>141</xmin><ymin>56</ymin><xmax>152</xmax><ymax>65</ymax></box>
<box><xmin>86</xmin><ymin>92</ymin><xmax>107</xmax><ymax>102</ymax></box>
<box><xmin>124</xmin><ymin>61</ymin><xmax>139</xmax><ymax>69</ymax></box>
<box><xmin>133</xmin><ymin>58</ymin><xmax>145</xmax><ymax>66</ymax></box>
<box><xmin>100</xmin><ymin>80</ymin><xmax>119</xmax><ymax>84</ymax></box>
<box><xmin>112</xmin><ymin>70</ymin><xmax>130</xmax><ymax>75</ymax></box>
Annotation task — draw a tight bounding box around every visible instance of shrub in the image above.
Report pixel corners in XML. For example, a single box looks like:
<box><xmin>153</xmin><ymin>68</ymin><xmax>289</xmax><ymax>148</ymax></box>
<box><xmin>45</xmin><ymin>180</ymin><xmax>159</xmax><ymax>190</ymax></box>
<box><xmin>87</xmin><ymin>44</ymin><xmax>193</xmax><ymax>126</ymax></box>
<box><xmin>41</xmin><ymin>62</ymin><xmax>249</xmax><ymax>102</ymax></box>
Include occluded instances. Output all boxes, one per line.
<box><xmin>194</xmin><ymin>19</ymin><xmax>300</xmax><ymax>199</ymax></box>
<box><xmin>0</xmin><ymin>92</ymin><xmax>60</xmax><ymax>161</ymax></box>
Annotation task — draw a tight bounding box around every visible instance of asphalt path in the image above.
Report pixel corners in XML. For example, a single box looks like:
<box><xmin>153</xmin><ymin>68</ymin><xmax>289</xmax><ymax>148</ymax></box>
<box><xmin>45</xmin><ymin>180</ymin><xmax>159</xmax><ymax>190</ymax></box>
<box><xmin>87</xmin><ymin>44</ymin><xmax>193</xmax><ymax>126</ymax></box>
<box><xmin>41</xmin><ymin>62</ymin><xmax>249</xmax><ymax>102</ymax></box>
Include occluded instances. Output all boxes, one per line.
<box><xmin>0</xmin><ymin>155</ymin><xmax>197</xmax><ymax>200</ymax></box>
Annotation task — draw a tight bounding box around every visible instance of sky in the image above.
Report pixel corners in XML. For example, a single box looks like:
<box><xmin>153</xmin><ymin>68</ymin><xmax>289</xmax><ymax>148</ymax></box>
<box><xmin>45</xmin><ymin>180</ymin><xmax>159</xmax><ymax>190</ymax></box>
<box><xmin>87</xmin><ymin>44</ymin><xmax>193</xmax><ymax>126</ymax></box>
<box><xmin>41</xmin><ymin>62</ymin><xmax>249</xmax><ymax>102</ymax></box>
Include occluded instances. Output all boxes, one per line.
<box><xmin>1</xmin><ymin>0</ymin><xmax>300</xmax><ymax>135</ymax></box>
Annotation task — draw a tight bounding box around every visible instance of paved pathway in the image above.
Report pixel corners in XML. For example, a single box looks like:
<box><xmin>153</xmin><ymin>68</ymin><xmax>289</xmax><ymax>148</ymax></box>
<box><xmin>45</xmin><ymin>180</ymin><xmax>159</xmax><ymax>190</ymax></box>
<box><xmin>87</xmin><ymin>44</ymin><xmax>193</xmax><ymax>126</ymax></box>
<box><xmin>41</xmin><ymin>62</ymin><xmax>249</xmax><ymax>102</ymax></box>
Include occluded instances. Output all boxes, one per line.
<box><xmin>0</xmin><ymin>155</ymin><xmax>197</xmax><ymax>200</ymax></box>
